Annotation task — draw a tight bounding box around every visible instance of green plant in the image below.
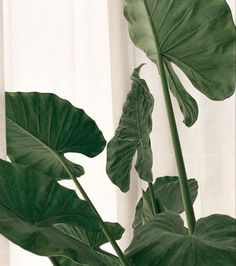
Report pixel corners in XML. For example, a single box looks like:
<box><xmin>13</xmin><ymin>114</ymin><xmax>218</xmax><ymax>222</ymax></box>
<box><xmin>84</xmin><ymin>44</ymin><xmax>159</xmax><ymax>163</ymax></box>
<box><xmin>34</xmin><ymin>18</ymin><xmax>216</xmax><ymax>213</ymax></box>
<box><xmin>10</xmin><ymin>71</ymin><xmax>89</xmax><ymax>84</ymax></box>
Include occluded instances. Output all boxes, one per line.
<box><xmin>0</xmin><ymin>0</ymin><xmax>235</xmax><ymax>265</ymax></box>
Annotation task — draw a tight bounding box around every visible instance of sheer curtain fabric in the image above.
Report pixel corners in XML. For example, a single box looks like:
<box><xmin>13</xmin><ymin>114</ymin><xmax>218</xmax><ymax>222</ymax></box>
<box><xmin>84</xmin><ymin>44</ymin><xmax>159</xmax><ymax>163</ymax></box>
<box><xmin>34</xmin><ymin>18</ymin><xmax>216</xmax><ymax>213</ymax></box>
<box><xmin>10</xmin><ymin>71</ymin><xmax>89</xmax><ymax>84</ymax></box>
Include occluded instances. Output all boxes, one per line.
<box><xmin>0</xmin><ymin>0</ymin><xmax>235</xmax><ymax>265</ymax></box>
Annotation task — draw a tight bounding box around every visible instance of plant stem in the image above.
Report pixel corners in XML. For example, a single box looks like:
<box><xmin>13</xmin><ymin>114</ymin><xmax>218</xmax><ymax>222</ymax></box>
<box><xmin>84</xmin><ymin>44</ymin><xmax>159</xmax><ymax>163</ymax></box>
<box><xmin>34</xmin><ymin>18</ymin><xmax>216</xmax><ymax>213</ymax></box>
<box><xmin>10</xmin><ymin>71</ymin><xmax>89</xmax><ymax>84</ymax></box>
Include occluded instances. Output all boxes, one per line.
<box><xmin>156</xmin><ymin>50</ymin><xmax>196</xmax><ymax>235</ymax></box>
<box><xmin>143</xmin><ymin>0</ymin><xmax>196</xmax><ymax>235</ymax></box>
<box><xmin>148</xmin><ymin>182</ymin><xmax>158</xmax><ymax>215</ymax></box>
<box><xmin>63</xmin><ymin>165</ymin><xmax>130</xmax><ymax>266</ymax></box>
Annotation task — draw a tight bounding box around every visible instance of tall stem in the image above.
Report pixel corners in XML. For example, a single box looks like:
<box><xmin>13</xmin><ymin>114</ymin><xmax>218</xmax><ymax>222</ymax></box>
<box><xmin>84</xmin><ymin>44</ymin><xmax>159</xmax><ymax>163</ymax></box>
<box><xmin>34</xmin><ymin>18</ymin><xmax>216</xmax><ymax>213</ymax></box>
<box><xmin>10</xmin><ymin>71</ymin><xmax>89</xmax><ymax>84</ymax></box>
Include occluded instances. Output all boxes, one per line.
<box><xmin>156</xmin><ymin>49</ymin><xmax>196</xmax><ymax>235</ymax></box>
<box><xmin>63</xmin><ymin>164</ymin><xmax>130</xmax><ymax>266</ymax></box>
<box><xmin>143</xmin><ymin>0</ymin><xmax>196</xmax><ymax>235</ymax></box>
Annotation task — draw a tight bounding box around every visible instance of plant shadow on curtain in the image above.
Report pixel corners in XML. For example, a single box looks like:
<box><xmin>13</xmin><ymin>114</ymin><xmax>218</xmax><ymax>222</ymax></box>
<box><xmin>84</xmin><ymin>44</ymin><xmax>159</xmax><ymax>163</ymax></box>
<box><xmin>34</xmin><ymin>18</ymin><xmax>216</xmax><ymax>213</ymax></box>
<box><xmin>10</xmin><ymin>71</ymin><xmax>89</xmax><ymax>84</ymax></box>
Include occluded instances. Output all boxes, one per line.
<box><xmin>1</xmin><ymin>0</ymin><xmax>235</xmax><ymax>265</ymax></box>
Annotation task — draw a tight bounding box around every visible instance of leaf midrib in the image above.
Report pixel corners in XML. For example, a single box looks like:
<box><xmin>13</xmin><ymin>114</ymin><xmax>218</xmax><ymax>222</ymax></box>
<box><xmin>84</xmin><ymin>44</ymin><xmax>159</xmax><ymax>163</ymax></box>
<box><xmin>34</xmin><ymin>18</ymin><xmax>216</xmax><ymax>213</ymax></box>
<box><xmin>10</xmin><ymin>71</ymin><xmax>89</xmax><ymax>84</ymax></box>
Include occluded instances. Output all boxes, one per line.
<box><xmin>7</xmin><ymin>118</ymin><xmax>69</xmax><ymax>175</ymax></box>
<box><xmin>142</xmin><ymin>0</ymin><xmax>222</xmax><ymax>93</ymax></box>
<box><xmin>0</xmin><ymin>201</ymin><xmax>92</xmax><ymax>227</ymax></box>
<box><xmin>0</xmin><ymin>202</ymin><xmax>28</xmax><ymax>224</ymax></box>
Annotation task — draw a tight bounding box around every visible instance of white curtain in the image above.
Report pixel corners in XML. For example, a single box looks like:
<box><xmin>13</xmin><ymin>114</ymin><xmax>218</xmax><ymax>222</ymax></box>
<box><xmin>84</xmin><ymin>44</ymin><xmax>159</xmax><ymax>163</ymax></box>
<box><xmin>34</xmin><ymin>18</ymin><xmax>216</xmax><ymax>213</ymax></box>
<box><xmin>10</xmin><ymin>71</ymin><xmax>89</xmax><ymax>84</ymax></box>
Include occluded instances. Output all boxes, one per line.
<box><xmin>0</xmin><ymin>0</ymin><xmax>235</xmax><ymax>265</ymax></box>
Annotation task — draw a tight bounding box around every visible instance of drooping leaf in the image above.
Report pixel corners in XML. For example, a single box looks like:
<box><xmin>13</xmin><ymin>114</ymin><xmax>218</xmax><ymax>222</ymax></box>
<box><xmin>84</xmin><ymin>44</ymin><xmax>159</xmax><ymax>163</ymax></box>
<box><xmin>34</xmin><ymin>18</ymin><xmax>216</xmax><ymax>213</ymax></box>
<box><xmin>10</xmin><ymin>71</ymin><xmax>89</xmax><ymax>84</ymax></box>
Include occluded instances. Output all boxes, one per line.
<box><xmin>123</xmin><ymin>0</ymin><xmax>236</xmax><ymax>126</ymax></box>
<box><xmin>0</xmin><ymin>159</ymin><xmax>115</xmax><ymax>265</ymax></box>
<box><xmin>133</xmin><ymin>176</ymin><xmax>198</xmax><ymax>230</ymax></box>
<box><xmin>163</xmin><ymin>59</ymin><xmax>198</xmax><ymax>127</ymax></box>
<box><xmin>6</xmin><ymin>92</ymin><xmax>106</xmax><ymax>180</ymax></box>
<box><xmin>50</xmin><ymin>222</ymin><xmax>124</xmax><ymax>266</ymax></box>
<box><xmin>126</xmin><ymin>212</ymin><xmax>236</xmax><ymax>266</ymax></box>
<box><xmin>106</xmin><ymin>65</ymin><xmax>154</xmax><ymax>192</ymax></box>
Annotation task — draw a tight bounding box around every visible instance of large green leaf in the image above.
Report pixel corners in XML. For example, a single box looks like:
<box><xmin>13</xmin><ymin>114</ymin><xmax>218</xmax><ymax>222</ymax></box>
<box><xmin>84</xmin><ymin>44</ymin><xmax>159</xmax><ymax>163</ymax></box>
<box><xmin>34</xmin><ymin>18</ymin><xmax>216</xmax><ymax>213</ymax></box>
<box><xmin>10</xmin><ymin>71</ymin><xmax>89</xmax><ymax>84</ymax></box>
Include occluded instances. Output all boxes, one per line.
<box><xmin>123</xmin><ymin>0</ymin><xmax>236</xmax><ymax>126</ymax></box>
<box><xmin>0</xmin><ymin>159</ymin><xmax>116</xmax><ymax>265</ymax></box>
<box><xmin>106</xmin><ymin>65</ymin><xmax>154</xmax><ymax>192</ymax></box>
<box><xmin>50</xmin><ymin>222</ymin><xmax>123</xmax><ymax>266</ymax></box>
<box><xmin>6</xmin><ymin>92</ymin><xmax>106</xmax><ymax>180</ymax></box>
<box><xmin>126</xmin><ymin>212</ymin><xmax>236</xmax><ymax>266</ymax></box>
<box><xmin>133</xmin><ymin>176</ymin><xmax>198</xmax><ymax>230</ymax></box>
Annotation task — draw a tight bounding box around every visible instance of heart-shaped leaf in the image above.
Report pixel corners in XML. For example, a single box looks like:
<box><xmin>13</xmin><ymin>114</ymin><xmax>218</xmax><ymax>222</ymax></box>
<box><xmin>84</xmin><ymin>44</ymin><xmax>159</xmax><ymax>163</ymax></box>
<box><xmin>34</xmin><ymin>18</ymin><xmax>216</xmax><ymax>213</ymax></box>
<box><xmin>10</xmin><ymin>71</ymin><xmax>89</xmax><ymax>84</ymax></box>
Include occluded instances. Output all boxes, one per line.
<box><xmin>106</xmin><ymin>65</ymin><xmax>154</xmax><ymax>192</ymax></box>
<box><xmin>50</xmin><ymin>222</ymin><xmax>124</xmax><ymax>266</ymax></box>
<box><xmin>123</xmin><ymin>0</ymin><xmax>235</xmax><ymax>126</ymax></box>
<box><xmin>0</xmin><ymin>159</ymin><xmax>116</xmax><ymax>265</ymax></box>
<box><xmin>133</xmin><ymin>176</ymin><xmax>198</xmax><ymax>230</ymax></box>
<box><xmin>6</xmin><ymin>92</ymin><xmax>106</xmax><ymax>180</ymax></box>
<box><xmin>126</xmin><ymin>212</ymin><xmax>236</xmax><ymax>266</ymax></box>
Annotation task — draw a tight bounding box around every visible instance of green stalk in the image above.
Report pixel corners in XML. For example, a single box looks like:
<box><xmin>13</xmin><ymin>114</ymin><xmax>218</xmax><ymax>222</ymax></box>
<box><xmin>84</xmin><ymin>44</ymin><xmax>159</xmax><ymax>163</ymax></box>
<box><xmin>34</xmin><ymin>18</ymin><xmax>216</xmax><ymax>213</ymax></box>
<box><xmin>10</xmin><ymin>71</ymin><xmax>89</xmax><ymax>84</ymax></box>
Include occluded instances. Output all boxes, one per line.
<box><xmin>143</xmin><ymin>0</ymin><xmax>196</xmax><ymax>235</ymax></box>
<box><xmin>63</xmin><ymin>164</ymin><xmax>130</xmax><ymax>266</ymax></box>
<box><xmin>156</xmin><ymin>50</ymin><xmax>196</xmax><ymax>235</ymax></box>
<box><xmin>144</xmin><ymin>0</ymin><xmax>196</xmax><ymax>235</ymax></box>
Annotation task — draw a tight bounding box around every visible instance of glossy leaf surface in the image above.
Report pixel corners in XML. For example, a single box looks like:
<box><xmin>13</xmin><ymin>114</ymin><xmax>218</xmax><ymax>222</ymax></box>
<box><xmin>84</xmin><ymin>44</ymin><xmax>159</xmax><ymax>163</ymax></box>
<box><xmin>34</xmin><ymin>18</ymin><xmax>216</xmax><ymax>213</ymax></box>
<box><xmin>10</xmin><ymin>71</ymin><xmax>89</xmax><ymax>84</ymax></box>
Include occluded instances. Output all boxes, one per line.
<box><xmin>133</xmin><ymin>176</ymin><xmax>198</xmax><ymax>229</ymax></box>
<box><xmin>6</xmin><ymin>92</ymin><xmax>106</xmax><ymax>180</ymax></box>
<box><xmin>0</xmin><ymin>160</ymin><xmax>111</xmax><ymax>265</ymax></box>
<box><xmin>123</xmin><ymin>0</ymin><xmax>236</xmax><ymax>126</ymax></box>
<box><xmin>106</xmin><ymin>65</ymin><xmax>154</xmax><ymax>192</ymax></box>
<box><xmin>126</xmin><ymin>212</ymin><xmax>236</xmax><ymax>266</ymax></box>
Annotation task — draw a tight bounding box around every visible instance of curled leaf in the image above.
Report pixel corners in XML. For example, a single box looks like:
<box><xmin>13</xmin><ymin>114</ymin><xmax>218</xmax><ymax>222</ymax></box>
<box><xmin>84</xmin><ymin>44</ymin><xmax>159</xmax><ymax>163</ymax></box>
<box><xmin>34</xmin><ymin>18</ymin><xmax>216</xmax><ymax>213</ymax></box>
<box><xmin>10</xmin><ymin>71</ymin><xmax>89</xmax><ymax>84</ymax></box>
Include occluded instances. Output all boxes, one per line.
<box><xmin>106</xmin><ymin>65</ymin><xmax>154</xmax><ymax>192</ymax></box>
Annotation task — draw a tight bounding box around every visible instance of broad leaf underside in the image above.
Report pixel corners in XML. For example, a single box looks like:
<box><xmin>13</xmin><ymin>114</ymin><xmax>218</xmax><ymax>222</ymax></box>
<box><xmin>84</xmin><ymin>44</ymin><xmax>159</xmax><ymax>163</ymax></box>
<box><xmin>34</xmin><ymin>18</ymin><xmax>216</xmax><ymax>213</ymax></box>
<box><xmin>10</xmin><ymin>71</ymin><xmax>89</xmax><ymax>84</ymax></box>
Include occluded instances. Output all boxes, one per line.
<box><xmin>123</xmin><ymin>0</ymin><xmax>236</xmax><ymax>126</ymax></box>
<box><xmin>6</xmin><ymin>92</ymin><xmax>106</xmax><ymax>180</ymax></box>
<box><xmin>126</xmin><ymin>212</ymin><xmax>236</xmax><ymax>266</ymax></box>
<box><xmin>106</xmin><ymin>65</ymin><xmax>154</xmax><ymax>192</ymax></box>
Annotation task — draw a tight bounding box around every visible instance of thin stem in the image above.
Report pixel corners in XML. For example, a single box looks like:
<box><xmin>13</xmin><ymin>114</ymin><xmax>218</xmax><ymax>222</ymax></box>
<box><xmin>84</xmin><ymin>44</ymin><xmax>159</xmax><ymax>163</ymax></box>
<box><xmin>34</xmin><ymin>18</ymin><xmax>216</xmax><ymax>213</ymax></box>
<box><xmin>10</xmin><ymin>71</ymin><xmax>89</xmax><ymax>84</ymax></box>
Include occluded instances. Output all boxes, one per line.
<box><xmin>156</xmin><ymin>51</ymin><xmax>196</xmax><ymax>235</ymax></box>
<box><xmin>63</xmin><ymin>165</ymin><xmax>130</xmax><ymax>266</ymax></box>
<box><xmin>148</xmin><ymin>182</ymin><xmax>158</xmax><ymax>215</ymax></box>
<box><xmin>143</xmin><ymin>0</ymin><xmax>196</xmax><ymax>235</ymax></box>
